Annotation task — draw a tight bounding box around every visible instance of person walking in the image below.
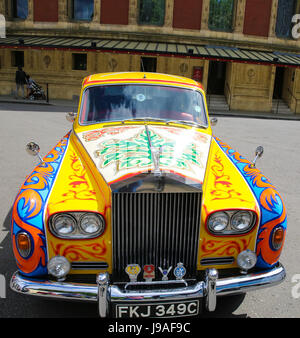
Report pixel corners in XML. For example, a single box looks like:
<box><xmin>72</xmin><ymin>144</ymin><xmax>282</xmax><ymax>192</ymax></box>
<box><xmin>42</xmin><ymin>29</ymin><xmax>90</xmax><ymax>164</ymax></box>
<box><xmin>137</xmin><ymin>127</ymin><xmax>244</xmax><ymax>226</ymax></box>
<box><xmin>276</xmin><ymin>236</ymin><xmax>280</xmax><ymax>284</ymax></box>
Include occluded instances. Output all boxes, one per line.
<box><xmin>15</xmin><ymin>66</ymin><xmax>27</xmax><ymax>99</ymax></box>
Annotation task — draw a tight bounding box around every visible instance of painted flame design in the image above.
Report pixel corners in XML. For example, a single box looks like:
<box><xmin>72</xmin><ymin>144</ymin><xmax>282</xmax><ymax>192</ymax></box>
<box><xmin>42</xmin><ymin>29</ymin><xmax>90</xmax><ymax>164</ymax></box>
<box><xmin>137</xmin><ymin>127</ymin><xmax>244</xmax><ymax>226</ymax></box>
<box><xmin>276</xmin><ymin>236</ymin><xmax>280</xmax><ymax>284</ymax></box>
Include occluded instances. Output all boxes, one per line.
<box><xmin>11</xmin><ymin>133</ymin><xmax>70</xmax><ymax>276</ymax></box>
<box><xmin>51</xmin><ymin>240</ymin><xmax>107</xmax><ymax>261</ymax></box>
<box><xmin>214</xmin><ymin>136</ymin><xmax>287</xmax><ymax>268</ymax></box>
<box><xmin>201</xmin><ymin>237</ymin><xmax>252</xmax><ymax>257</ymax></box>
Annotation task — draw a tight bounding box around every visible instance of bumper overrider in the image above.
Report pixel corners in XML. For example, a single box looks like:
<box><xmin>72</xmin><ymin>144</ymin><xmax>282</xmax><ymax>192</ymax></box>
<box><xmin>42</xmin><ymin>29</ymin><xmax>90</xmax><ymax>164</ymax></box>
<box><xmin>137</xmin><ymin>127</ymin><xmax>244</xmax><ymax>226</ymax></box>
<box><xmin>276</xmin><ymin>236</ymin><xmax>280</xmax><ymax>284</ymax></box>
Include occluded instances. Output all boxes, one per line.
<box><xmin>10</xmin><ymin>263</ymin><xmax>286</xmax><ymax>318</ymax></box>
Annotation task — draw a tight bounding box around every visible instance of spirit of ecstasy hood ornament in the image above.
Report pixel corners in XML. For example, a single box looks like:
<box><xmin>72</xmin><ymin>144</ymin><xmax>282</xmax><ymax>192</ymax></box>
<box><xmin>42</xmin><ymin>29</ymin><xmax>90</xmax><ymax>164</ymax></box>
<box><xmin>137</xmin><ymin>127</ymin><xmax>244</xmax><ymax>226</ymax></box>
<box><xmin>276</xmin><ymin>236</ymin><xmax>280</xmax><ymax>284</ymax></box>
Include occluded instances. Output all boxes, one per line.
<box><xmin>145</xmin><ymin>125</ymin><xmax>162</xmax><ymax>176</ymax></box>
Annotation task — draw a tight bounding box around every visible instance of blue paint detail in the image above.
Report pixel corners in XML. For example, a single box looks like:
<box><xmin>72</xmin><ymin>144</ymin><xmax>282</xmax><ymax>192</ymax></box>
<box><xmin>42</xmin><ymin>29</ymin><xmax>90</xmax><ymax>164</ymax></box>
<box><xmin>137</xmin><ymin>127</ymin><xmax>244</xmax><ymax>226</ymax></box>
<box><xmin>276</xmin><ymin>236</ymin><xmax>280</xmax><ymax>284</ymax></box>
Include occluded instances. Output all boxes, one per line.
<box><xmin>213</xmin><ymin>137</ymin><xmax>287</xmax><ymax>269</ymax></box>
<box><xmin>12</xmin><ymin>133</ymin><xmax>71</xmax><ymax>276</ymax></box>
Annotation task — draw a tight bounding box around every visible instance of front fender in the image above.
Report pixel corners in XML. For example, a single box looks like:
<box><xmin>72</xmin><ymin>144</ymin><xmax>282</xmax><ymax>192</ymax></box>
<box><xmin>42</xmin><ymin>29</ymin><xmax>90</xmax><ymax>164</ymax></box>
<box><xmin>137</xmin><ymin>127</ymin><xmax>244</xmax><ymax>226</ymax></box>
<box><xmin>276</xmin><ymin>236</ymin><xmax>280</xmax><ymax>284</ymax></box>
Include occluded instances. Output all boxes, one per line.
<box><xmin>214</xmin><ymin>136</ymin><xmax>287</xmax><ymax>269</ymax></box>
<box><xmin>11</xmin><ymin>132</ymin><xmax>70</xmax><ymax>276</ymax></box>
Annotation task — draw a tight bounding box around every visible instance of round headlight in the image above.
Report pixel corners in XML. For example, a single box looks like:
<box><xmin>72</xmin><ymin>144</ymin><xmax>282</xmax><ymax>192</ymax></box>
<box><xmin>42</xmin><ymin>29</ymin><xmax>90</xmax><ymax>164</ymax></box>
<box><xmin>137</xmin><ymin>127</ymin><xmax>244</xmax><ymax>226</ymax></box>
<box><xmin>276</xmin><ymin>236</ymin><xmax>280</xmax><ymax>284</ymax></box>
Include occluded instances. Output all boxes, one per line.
<box><xmin>237</xmin><ymin>250</ymin><xmax>257</xmax><ymax>272</ymax></box>
<box><xmin>231</xmin><ymin>211</ymin><xmax>253</xmax><ymax>232</ymax></box>
<box><xmin>80</xmin><ymin>213</ymin><xmax>105</xmax><ymax>236</ymax></box>
<box><xmin>208</xmin><ymin>212</ymin><xmax>229</xmax><ymax>233</ymax></box>
<box><xmin>53</xmin><ymin>214</ymin><xmax>76</xmax><ymax>236</ymax></box>
<box><xmin>47</xmin><ymin>256</ymin><xmax>71</xmax><ymax>281</ymax></box>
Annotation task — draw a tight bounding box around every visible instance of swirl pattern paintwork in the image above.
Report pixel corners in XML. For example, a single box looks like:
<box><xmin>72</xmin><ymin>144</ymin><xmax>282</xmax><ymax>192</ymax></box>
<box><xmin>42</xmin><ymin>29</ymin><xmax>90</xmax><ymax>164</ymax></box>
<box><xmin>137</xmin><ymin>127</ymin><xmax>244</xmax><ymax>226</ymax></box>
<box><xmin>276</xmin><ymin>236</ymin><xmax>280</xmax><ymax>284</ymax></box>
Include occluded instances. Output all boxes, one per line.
<box><xmin>11</xmin><ymin>132</ymin><xmax>70</xmax><ymax>276</ymax></box>
<box><xmin>214</xmin><ymin>136</ymin><xmax>287</xmax><ymax>269</ymax></box>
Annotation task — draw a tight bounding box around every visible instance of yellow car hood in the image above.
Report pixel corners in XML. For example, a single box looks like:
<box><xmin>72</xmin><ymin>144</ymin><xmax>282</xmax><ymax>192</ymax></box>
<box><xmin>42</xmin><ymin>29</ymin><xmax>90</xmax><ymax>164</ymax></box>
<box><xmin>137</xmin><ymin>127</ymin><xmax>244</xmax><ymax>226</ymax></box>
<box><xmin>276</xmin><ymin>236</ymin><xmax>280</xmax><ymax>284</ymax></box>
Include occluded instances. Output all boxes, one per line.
<box><xmin>76</xmin><ymin>124</ymin><xmax>212</xmax><ymax>187</ymax></box>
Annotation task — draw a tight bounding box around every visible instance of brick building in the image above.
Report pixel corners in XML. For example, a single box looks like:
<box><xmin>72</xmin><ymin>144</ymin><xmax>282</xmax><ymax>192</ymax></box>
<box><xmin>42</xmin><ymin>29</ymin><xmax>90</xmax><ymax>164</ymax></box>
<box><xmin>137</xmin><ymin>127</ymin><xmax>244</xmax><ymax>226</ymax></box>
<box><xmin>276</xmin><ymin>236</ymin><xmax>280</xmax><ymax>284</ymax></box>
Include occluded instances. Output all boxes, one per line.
<box><xmin>1</xmin><ymin>0</ymin><xmax>300</xmax><ymax>113</ymax></box>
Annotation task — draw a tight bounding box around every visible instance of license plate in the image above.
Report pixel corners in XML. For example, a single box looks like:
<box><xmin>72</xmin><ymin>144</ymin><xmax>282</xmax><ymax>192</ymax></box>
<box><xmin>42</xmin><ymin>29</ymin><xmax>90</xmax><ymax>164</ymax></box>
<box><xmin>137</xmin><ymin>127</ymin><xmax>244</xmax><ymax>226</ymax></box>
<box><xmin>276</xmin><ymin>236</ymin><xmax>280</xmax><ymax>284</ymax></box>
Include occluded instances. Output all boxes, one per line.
<box><xmin>115</xmin><ymin>300</ymin><xmax>200</xmax><ymax>318</ymax></box>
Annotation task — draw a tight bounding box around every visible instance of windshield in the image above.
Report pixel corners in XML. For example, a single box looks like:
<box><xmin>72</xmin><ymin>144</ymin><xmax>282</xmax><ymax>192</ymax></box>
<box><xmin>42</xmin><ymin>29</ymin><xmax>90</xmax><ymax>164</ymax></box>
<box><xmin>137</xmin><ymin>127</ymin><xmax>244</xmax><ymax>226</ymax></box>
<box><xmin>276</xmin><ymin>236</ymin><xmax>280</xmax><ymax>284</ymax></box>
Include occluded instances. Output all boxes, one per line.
<box><xmin>79</xmin><ymin>84</ymin><xmax>208</xmax><ymax>126</ymax></box>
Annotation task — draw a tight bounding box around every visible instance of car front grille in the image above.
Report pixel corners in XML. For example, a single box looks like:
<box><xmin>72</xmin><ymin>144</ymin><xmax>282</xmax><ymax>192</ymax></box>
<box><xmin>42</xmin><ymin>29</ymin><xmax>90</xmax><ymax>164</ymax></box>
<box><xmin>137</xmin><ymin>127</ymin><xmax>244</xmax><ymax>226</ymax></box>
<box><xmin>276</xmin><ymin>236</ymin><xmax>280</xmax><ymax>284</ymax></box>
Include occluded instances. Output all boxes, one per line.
<box><xmin>112</xmin><ymin>191</ymin><xmax>202</xmax><ymax>282</ymax></box>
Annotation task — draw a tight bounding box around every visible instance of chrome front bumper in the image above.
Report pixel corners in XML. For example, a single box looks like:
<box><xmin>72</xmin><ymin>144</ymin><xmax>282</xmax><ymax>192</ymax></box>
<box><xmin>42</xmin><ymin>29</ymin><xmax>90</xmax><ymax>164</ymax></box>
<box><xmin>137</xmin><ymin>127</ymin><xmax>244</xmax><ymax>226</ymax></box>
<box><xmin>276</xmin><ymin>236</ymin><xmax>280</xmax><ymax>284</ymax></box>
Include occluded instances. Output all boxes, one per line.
<box><xmin>10</xmin><ymin>263</ymin><xmax>286</xmax><ymax>317</ymax></box>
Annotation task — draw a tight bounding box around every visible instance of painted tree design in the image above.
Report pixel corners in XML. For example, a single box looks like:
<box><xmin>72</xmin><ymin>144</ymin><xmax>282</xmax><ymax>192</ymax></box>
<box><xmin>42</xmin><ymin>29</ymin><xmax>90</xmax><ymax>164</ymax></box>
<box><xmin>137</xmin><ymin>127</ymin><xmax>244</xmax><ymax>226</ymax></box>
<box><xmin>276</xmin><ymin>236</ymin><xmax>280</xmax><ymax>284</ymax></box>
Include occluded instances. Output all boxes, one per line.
<box><xmin>96</xmin><ymin>129</ymin><xmax>202</xmax><ymax>170</ymax></box>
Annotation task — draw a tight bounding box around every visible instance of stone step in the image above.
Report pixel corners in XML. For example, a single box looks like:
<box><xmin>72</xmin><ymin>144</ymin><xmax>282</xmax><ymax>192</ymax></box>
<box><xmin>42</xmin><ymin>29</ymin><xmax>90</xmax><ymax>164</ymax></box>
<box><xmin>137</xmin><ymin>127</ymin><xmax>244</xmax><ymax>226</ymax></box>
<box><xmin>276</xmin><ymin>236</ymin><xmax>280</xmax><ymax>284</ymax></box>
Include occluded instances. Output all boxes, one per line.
<box><xmin>272</xmin><ymin>100</ymin><xmax>292</xmax><ymax>114</ymax></box>
<box><xmin>207</xmin><ymin>95</ymin><xmax>229</xmax><ymax>111</ymax></box>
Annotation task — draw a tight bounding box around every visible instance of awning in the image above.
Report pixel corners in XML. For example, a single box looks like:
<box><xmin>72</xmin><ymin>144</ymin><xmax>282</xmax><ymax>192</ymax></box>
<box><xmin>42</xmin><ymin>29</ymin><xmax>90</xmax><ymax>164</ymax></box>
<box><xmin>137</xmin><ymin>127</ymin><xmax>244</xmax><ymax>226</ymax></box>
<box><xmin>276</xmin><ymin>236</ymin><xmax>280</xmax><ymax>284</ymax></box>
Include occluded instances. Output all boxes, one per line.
<box><xmin>1</xmin><ymin>35</ymin><xmax>300</xmax><ymax>67</ymax></box>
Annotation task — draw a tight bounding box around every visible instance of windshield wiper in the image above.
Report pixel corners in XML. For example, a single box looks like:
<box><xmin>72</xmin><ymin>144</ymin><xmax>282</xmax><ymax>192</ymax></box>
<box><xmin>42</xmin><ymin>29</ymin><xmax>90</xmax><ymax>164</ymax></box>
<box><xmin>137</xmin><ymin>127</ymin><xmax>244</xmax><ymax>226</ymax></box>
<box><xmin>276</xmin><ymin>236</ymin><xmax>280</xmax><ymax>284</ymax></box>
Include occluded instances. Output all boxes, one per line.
<box><xmin>116</xmin><ymin>118</ymin><xmax>207</xmax><ymax>129</ymax></box>
<box><xmin>167</xmin><ymin>120</ymin><xmax>207</xmax><ymax>129</ymax></box>
<box><xmin>122</xmin><ymin>117</ymin><xmax>167</xmax><ymax>123</ymax></box>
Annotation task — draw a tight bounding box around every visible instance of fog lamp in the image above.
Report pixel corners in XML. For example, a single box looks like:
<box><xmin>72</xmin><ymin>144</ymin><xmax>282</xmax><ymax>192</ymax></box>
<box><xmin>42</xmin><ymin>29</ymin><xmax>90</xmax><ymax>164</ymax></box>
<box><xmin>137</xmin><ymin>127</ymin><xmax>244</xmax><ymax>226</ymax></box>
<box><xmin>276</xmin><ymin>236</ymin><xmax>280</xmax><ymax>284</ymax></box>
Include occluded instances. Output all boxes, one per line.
<box><xmin>237</xmin><ymin>250</ymin><xmax>257</xmax><ymax>274</ymax></box>
<box><xmin>47</xmin><ymin>256</ymin><xmax>71</xmax><ymax>281</ymax></box>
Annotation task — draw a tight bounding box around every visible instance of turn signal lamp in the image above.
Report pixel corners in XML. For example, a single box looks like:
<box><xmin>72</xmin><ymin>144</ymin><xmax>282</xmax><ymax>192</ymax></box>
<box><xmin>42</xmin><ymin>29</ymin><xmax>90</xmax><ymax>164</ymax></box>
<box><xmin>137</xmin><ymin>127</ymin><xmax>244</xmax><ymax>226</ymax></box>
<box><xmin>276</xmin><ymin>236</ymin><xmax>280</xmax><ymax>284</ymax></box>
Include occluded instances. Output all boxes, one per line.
<box><xmin>17</xmin><ymin>232</ymin><xmax>31</xmax><ymax>258</ymax></box>
<box><xmin>272</xmin><ymin>227</ymin><xmax>285</xmax><ymax>250</ymax></box>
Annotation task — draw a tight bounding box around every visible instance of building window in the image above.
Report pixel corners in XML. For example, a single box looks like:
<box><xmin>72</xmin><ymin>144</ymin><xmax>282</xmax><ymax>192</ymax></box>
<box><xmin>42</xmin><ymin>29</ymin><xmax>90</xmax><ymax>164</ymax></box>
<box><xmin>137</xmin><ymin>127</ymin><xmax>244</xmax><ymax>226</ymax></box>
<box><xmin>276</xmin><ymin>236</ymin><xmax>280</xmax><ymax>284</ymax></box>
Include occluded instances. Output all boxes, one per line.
<box><xmin>275</xmin><ymin>0</ymin><xmax>296</xmax><ymax>38</ymax></box>
<box><xmin>72</xmin><ymin>54</ymin><xmax>87</xmax><ymax>70</ymax></box>
<box><xmin>12</xmin><ymin>0</ymin><xmax>28</xmax><ymax>19</ymax></box>
<box><xmin>70</xmin><ymin>0</ymin><xmax>94</xmax><ymax>21</ymax></box>
<box><xmin>208</xmin><ymin>0</ymin><xmax>235</xmax><ymax>32</ymax></box>
<box><xmin>11</xmin><ymin>51</ymin><xmax>24</xmax><ymax>67</ymax></box>
<box><xmin>140</xmin><ymin>57</ymin><xmax>157</xmax><ymax>72</ymax></box>
<box><xmin>139</xmin><ymin>0</ymin><xmax>165</xmax><ymax>26</ymax></box>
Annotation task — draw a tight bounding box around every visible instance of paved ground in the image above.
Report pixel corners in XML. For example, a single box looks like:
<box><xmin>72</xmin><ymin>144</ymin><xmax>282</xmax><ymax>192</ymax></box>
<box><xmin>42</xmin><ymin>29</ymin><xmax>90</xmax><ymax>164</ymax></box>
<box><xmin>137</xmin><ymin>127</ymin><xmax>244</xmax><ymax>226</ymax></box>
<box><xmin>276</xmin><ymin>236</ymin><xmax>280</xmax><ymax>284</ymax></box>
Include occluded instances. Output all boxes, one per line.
<box><xmin>0</xmin><ymin>101</ymin><xmax>299</xmax><ymax>318</ymax></box>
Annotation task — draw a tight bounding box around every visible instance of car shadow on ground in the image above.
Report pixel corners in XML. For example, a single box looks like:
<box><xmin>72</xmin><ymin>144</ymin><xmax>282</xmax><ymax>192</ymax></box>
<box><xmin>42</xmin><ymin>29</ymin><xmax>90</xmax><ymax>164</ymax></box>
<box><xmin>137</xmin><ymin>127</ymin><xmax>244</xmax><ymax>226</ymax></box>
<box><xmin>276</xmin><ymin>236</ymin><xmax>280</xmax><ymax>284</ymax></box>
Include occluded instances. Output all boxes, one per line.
<box><xmin>201</xmin><ymin>294</ymin><xmax>248</xmax><ymax>318</ymax></box>
<box><xmin>0</xmin><ymin>102</ymin><xmax>76</xmax><ymax>113</ymax></box>
<box><xmin>1</xmin><ymin>208</ymin><xmax>248</xmax><ymax>318</ymax></box>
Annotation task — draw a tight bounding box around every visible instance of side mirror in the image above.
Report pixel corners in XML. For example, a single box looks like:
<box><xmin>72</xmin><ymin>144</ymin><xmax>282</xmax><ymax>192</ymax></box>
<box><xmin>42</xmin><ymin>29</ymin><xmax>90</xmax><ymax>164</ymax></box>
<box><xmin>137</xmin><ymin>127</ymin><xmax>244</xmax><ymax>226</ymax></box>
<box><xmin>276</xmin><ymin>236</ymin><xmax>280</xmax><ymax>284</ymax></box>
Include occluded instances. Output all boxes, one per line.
<box><xmin>255</xmin><ymin>146</ymin><xmax>264</xmax><ymax>158</ymax></box>
<box><xmin>26</xmin><ymin>142</ymin><xmax>40</xmax><ymax>156</ymax></box>
<box><xmin>251</xmin><ymin>146</ymin><xmax>264</xmax><ymax>168</ymax></box>
<box><xmin>210</xmin><ymin>117</ymin><xmax>218</xmax><ymax>126</ymax></box>
<box><xmin>26</xmin><ymin>142</ymin><xmax>43</xmax><ymax>162</ymax></box>
<box><xmin>66</xmin><ymin>112</ymin><xmax>77</xmax><ymax>123</ymax></box>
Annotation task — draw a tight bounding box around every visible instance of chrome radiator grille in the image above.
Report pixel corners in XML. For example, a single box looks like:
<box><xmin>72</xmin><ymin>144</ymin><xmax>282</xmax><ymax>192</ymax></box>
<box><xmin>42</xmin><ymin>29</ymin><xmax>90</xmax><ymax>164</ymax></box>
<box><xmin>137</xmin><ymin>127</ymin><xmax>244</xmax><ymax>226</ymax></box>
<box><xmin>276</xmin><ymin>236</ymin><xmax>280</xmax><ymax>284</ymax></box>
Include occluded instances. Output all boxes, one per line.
<box><xmin>112</xmin><ymin>192</ymin><xmax>202</xmax><ymax>281</ymax></box>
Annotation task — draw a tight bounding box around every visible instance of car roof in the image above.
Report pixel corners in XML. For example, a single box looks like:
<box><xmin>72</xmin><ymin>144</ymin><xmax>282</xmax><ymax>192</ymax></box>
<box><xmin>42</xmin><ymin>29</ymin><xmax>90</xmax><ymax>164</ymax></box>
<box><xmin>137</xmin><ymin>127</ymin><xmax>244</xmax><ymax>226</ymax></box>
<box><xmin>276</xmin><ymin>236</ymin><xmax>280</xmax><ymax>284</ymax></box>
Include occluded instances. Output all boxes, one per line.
<box><xmin>82</xmin><ymin>72</ymin><xmax>204</xmax><ymax>91</ymax></box>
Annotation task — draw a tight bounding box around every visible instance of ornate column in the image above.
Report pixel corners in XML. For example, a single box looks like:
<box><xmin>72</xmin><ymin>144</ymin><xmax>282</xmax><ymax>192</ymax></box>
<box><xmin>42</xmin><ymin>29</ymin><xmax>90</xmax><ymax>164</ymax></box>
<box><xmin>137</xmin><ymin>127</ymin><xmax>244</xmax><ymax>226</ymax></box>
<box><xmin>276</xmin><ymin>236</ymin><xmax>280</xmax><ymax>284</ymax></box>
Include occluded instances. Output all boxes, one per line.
<box><xmin>0</xmin><ymin>1</ymin><xmax>5</xmax><ymax>16</ymax></box>
<box><xmin>129</xmin><ymin>0</ymin><xmax>138</xmax><ymax>25</ymax></box>
<box><xmin>27</xmin><ymin>0</ymin><xmax>33</xmax><ymax>23</ymax></box>
<box><xmin>93</xmin><ymin>0</ymin><xmax>100</xmax><ymax>24</ymax></box>
<box><xmin>201</xmin><ymin>0</ymin><xmax>210</xmax><ymax>31</ymax></box>
<box><xmin>268</xmin><ymin>0</ymin><xmax>278</xmax><ymax>38</ymax></box>
<box><xmin>164</xmin><ymin>0</ymin><xmax>174</xmax><ymax>28</ymax></box>
<box><xmin>58</xmin><ymin>0</ymin><xmax>68</xmax><ymax>22</ymax></box>
<box><xmin>234</xmin><ymin>0</ymin><xmax>246</xmax><ymax>33</ymax></box>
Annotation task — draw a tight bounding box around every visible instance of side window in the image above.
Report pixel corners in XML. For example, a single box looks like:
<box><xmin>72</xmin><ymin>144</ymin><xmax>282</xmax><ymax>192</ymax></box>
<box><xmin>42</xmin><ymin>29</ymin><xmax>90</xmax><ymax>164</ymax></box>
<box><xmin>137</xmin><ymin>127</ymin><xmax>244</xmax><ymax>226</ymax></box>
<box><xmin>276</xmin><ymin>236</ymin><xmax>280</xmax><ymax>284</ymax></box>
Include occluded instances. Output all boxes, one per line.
<box><xmin>139</xmin><ymin>0</ymin><xmax>165</xmax><ymax>26</ymax></box>
<box><xmin>208</xmin><ymin>0</ymin><xmax>235</xmax><ymax>32</ymax></box>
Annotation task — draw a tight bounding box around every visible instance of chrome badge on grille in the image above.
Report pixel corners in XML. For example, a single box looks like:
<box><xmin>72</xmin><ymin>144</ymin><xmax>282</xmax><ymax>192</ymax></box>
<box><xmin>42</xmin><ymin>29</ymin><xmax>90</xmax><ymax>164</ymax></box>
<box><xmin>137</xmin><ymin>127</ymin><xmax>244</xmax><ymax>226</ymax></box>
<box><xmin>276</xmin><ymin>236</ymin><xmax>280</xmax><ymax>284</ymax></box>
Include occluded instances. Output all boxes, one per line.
<box><xmin>174</xmin><ymin>263</ymin><xmax>186</xmax><ymax>280</ymax></box>
<box><xmin>143</xmin><ymin>264</ymin><xmax>155</xmax><ymax>282</ymax></box>
<box><xmin>158</xmin><ymin>266</ymin><xmax>172</xmax><ymax>281</ymax></box>
<box><xmin>125</xmin><ymin>264</ymin><xmax>141</xmax><ymax>282</ymax></box>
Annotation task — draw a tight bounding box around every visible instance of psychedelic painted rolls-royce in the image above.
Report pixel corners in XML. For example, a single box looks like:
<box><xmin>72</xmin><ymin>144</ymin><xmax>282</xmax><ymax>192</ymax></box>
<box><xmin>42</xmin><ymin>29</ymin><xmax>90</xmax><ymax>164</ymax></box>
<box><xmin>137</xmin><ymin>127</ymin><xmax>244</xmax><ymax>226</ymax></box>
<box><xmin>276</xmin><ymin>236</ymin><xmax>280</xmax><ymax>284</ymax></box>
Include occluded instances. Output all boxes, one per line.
<box><xmin>10</xmin><ymin>72</ymin><xmax>286</xmax><ymax>318</ymax></box>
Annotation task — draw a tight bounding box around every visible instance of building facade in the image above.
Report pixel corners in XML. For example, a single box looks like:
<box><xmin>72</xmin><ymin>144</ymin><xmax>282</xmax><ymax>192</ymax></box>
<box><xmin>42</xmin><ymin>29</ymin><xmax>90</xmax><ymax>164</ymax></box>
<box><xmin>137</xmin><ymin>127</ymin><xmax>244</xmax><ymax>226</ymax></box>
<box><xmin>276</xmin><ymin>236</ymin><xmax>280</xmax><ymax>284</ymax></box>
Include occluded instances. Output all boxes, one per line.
<box><xmin>1</xmin><ymin>0</ymin><xmax>300</xmax><ymax>113</ymax></box>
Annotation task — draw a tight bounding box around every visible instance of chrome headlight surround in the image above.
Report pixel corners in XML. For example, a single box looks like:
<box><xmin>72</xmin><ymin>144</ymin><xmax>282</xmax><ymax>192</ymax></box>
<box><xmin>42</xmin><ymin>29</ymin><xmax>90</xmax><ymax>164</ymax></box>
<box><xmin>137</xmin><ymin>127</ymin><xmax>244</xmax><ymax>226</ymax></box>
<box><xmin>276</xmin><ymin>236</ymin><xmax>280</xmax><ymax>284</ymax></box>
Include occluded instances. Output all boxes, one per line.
<box><xmin>51</xmin><ymin>214</ymin><xmax>77</xmax><ymax>237</ymax></box>
<box><xmin>79</xmin><ymin>213</ymin><xmax>105</xmax><ymax>236</ymax></box>
<box><xmin>207</xmin><ymin>210</ymin><xmax>256</xmax><ymax>235</ymax></box>
<box><xmin>49</xmin><ymin>212</ymin><xmax>105</xmax><ymax>239</ymax></box>
<box><xmin>207</xmin><ymin>211</ymin><xmax>229</xmax><ymax>233</ymax></box>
